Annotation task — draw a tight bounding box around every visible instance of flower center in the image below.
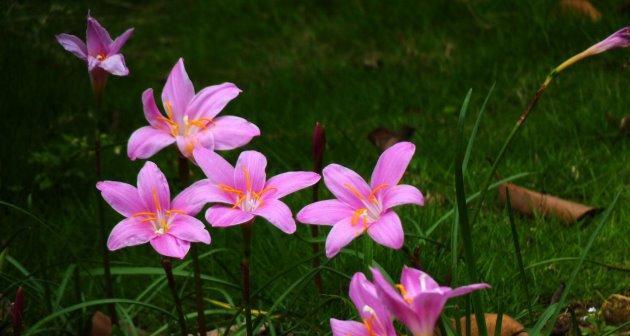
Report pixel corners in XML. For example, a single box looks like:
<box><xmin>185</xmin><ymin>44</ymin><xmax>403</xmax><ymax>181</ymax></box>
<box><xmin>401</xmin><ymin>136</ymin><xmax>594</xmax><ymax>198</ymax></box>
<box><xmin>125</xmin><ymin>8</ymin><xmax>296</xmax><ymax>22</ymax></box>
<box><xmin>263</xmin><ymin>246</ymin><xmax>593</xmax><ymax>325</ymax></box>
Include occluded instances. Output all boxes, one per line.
<box><xmin>361</xmin><ymin>306</ymin><xmax>382</xmax><ymax>336</ymax></box>
<box><xmin>160</xmin><ymin>101</ymin><xmax>214</xmax><ymax>138</ymax></box>
<box><xmin>132</xmin><ymin>189</ymin><xmax>184</xmax><ymax>234</ymax></box>
<box><xmin>395</xmin><ymin>284</ymin><xmax>414</xmax><ymax>304</ymax></box>
<box><xmin>218</xmin><ymin>166</ymin><xmax>275</xmax><ymax>212</ymax></box>
<box><xmin>96</xmin><ymin>53</ymin><xmax>106</xmax><ymax>61</ymax></box>
<box><xmin>344</xmin><ymin>183</ymin><xmax>388</xmax><ymax>228</ymax></box>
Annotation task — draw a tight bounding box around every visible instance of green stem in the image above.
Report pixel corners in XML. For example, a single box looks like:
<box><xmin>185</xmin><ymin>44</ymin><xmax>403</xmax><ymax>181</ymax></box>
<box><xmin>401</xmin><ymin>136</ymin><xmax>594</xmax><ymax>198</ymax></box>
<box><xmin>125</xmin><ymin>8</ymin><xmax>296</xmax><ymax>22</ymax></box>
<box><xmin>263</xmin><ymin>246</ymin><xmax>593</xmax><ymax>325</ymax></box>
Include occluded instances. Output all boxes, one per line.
<box><xmin>363</xmin><ymin>234</ymin><xmax>373</xmax><ymax>272</ymax></box>
<box><xmin>161</xmin><ymin>257</ymin><xmax>187</xmax><ymax>336</ymax></box>
<box><xmin>178</xmin><ymin>157</ymin><xmax>206</xmax><ymax>335</ymax></box>
<box><xmin>241</xmin><ymin>220</ymin><xmax>254</xmax><ymax>336</ymax></box>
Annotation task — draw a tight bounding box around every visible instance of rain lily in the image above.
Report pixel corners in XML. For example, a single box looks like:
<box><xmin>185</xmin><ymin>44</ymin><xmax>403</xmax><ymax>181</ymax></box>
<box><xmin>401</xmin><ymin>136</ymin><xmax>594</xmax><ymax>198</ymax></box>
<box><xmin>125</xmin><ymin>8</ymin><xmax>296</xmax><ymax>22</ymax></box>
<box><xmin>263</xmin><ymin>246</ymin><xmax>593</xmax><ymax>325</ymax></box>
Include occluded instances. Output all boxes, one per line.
<box><xmin>56</xmin><ymin>14</ymin><xmax>134</xmax><ymax>94</ymax></box>
<box><xmin>191</xmin><ymin>147</ymin><xmax>320</xmax><ymax>234</ymax></box>
<box><xmin>127</xmin><ymin>58</ymin><xmax>260</xmax><ymax>161</ymax></box>
<box><xmin>372</xmin><ymin>267</ymin><xmax>490</xmax><ymax>336</ymax></box>
<box><xmin>297</xmin><ymin>141</ymin><xmax>424</xmax><ymax>258</ymax></box>
<box><xmin>553</xmin><ymin>26</ymin><xmax>630</xmax><ymax>76</ymax></box>
<box><xmin>330</xmin><ymin>272</ymin><xmax>396</xmax><ymax>336</ymax></box>
<box><xmin>96</xmin><ymin>161</ymin><xmax>211</xmax><ymax>259</ymax></box>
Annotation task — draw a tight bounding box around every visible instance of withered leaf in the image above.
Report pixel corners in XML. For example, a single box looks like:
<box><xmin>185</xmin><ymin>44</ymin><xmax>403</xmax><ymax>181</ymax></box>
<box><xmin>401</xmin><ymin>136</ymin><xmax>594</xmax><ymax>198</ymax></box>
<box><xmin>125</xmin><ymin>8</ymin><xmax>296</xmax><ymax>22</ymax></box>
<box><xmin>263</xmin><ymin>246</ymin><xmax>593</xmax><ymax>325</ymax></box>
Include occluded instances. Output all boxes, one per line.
<box><xmin>499</xmin><ymin>183</ymin><xmax>599</xmax><ymax>224</ymax></box>
<box><xmin>457</xmin><ymin>314</ymin><xmax>528</xmax><ymax>336</ymax></box>
<box><xmin>559</xmin><ymin>0</ymin><xmax>602</xmax><ymax>22</ymax></box>
<box><xmin>91</xmin><ymin>311</ymin><xmax>112</xmax><ymax>336</ymax></box>
<box><xmin>602</xmin><ymin>294</ymin><xmax>630</xmax><ymax>326</ymax></box>
<box><xmin>368</xmin><ymin>126</ymin><xmax>414</xmax><ymax>151</ymax></box>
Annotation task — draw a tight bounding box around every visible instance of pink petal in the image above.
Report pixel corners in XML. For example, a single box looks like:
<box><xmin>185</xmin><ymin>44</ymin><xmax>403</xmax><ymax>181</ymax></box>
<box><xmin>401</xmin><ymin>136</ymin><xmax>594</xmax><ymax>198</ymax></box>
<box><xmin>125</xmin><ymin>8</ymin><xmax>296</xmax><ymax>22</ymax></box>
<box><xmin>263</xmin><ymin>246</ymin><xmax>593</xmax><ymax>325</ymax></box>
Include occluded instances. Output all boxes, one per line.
<box><xmin>234</xmin><ymin>151</ymin><xmax>267</xmax><ymax>193</ymax></box>
<box><xmin>99</xmin><ymin>53</ymin><xmax>129</xmax><ymax>76</ymax></box>
<box><xmin>96</xmin><ymin>181</ymin><xmax>145</xmax><ymax>217</ymax></box>
<box><xmin>186</xmin><ymin>83</ymin><xmax>241</xmax><ymax>120</ymax></box>
<box><xmin>264</xmin><ymin>172</ymin><xmax>320</xmax><ymax>199</ymax></box>
<box><xmin>382</xmin><ymin>184</ymin><xmax>424</xmax><ymax>209</ymax></box>
<box><xmin>193</xmin><ymin>147</ymin><xmax>235</xmax><ymax>186</ymax></box>
<box><xmin>172</xmin><ymin>179</ymin><xmax>233</xmax><ymax>215</ymax></box>
<box><xmin>296</xmin><ymin>200</ymin><xmax>354</xmax><ymax>225</ymax></box>
<box><xmin>325</xmin><ymin>217</ymin><xmax>364</xmax><ymax>258</ymax></box>
<box><xmin>366</xmin><ymin>211</ymin><xmax>404</xmax><ymax>249</ymax></box>
<box><xmin>371</xmin><ymin>268</ymin><xmax>423</xmax><ymax>333</ymax></box>
<box><xmin>330</xmin><ymin>319</ymin><xmax>368</xmax><ymax>336</ymax></box>
<box><xmin>409</xmin><ymin>292</ymin><xmax>448</xmax><ymax>335</ymax></box>
<box><xmin>142</xmin><ymin>89</ymin><xmax>169</xmax><ymax>131</ymax></box>
<box><xmin>87</xmin><ymin>56</ymin><xmax>100</xmax><ymax>71</ymax></box>
<box><xmin>252</xmin><ymin>199</ymin><xmax>295</xmax><ymax>234</ymax></box>
<box><xmin>150</xmin><ymin>234</ymin><xmax>190</xmax><ymax>259</ymax></box>
<box><xmin>446</xmin><ymin>283</ymin><xmax>490</xmax><ymax>299</ymax></box>
<box><xmin>161</xmin><ymin>58</ymin><xmax>194</xmax><ymax>123</ymax></box>
<box><xmin>107</xmin><ymin>217</ymin><xmax>156</xmax><ymax>251</ymax></box>
<box><xmin>370</xmin><ymin>141</ymin><xmax>415</xmax><ymax>188</ymax></box>
<box><xmin>56</xmin><ymin>34</ymin><xmax>87</xmax><ymax>60</ymax></box>
<box><xmin>209</xmin><ymin>116</ymin><xmax>261</xmax><ymax>151</ymax></box>
<box><xmin>176</xmin><ymin>132</ymin><xmax>214</xmax><ymax>160</ymax></box>
<box><xmin>322</xmin><ymin>164</ymin><xmax>371</xmax><ymax>209</ymax></box>
<box><xmin>401</xmin><ymin>266</ymin><xmax>440</xmax><ymax>298</ymax></box>
<box><xmin>127</xmin><ymin>126</ymin><xmax>174</xmax><ymax>160</ymax></box>
<box><xmin>86</xmin><ymin>15</ymin><xmax>112</xmax><ymax>55</ymax></box>
<box><xmin>137</xmin><ymin>161</ymin><xmax>171</xmax><ymax>212</ymax></box>
<box><xmin>108</xmin><ymin>27</ymin><xmax>134</xmax><ymax>55</ymax></box>
<box><xmin>205</xmin><ymin>205</ymin><xmax>254</xmax><ymax>228</ymax></box>
<box><xmin>168</xmin><ymin>214</ymin><xmax>211</xmax><ymax>244</ymax></box>
<box><xmin>349</xmin><ymin>273</ymin><xmax>388</xmax><ymax>320</ymax></box>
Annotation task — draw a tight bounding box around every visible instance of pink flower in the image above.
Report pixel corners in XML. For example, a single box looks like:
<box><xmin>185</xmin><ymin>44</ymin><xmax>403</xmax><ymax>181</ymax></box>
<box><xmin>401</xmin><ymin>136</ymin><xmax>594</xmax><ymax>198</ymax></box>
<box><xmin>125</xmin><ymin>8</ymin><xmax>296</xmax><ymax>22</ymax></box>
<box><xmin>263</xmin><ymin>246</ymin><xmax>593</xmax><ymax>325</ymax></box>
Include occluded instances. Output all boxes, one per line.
<box><xmin>585</xmin><ymin>26</ymin><xmax>630</xmax><ymax>55</ymax></box>
<box><xmin>191</xmin><ymin>147</ymin><xmax>320</xmax><ymax>234</ymax></box>
<box><xmin>330</xmin><ymin>272</ymin><xmax>396</xmax><ymax>336</ymax></box>
<box><xmin>56</xmin><ymin>14</ymin><xmax>134</xmax><ymax>92</ymax></box>
<box><xmin>127</xmin><ymin>58</ymin><xmax>260</xmax><ymax>161</ymax></box>
<box><xmin>96</xmin><ymin>161</ymin><xmax>211</xmax><ymax>259</ymax></box>
<box><xmin>297</xmin><ymin>141</ymin><xmax>424</xmax><ymax>258</ymax></box>
<box><xmin>372</xmin><ymin>267</ymin><xmax>490</xmax><ymax>336</ymax></box>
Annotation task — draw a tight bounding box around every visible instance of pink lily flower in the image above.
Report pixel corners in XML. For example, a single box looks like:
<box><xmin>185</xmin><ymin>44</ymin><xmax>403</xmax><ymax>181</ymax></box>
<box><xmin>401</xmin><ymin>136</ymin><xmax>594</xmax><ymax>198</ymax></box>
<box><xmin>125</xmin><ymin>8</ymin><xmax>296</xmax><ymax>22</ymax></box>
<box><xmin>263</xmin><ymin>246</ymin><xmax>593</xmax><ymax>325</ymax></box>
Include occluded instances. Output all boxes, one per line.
<box><xmin>191</xmin><ymin>147</ymin><xmax>320</xmax><ymax>234</ymax></box>
<box><xmin>372</xmin><ymin>267</ymin><xmax>490</xmax><ymax>336</ymax></box>
<box><xmin>56</xmin><ymin>14</ymin><xmax>134</xmax><ymax>93</ymax></box>
<box><xmin>127</xmin><ymin>58</ymin><xmax>260</xmax><ymax>161</ymax></box>
<box><xmin>297</xmin><ymin>141</ymin><xmax>424</xmax><ymax>258</ymax></box>
<box><xmin>330</xmin><ymin>272</ymin><xmax>396</xmax><ymax>336</ymax></box>
<box><xmin>96</xmin><ymin>161</ymin><xmax>211</xmax><ymax>259</ymax></box>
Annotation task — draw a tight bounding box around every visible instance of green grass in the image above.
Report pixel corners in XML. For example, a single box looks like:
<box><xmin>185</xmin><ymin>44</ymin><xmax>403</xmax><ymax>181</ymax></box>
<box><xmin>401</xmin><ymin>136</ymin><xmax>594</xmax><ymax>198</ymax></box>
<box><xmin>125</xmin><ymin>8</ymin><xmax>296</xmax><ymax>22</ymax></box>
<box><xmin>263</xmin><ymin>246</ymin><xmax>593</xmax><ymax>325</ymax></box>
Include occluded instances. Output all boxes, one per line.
<box><xmin>1</xmin><ymin>1</ymin><xmax>628</xmax><ymax>334</ymax></box>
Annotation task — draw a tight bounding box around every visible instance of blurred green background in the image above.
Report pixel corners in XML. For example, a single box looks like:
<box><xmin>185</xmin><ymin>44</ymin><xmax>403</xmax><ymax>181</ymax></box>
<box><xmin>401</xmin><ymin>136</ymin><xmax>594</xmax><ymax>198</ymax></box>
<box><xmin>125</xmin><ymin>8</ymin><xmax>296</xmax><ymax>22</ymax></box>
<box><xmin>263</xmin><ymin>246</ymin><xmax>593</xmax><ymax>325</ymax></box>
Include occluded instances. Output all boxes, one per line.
<box><xmin>0</xmin><ymin>0</ymin><xmax>628</xmax><ymax>334</ymax></box>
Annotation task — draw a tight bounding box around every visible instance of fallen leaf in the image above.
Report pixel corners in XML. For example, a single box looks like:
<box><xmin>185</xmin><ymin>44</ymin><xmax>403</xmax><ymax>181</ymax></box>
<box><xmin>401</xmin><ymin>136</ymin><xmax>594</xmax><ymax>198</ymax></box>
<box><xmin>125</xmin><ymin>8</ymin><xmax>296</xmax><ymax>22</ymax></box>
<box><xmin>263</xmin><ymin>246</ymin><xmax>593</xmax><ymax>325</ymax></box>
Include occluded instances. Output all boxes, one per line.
<box><xmin>560</xmin><ymin>0</ymin><xmax>602</xmax><ymax>22</ymax></box>
<box><xmin>91</xmin><ymin>311</ymin><xmax>112</xmax><ymax>336</ymax></box>
<box><xmin>363</xmin><ymin>52</ymin><xmax>382</xmax><ymax>69</ymax></box>
<box><xmin>457</xmin><ymin>314</ymin><xmax>528</xmax><ymax>336</ymax></box>
<box><xmin>498</xmin><ymin>183</ymin><xmax>599</xmax><ymax>224</ymax></box>
<box><xmin>368</xmin><ymin>126</ymin><xmax>414</xmax><ymax>151</ymax></box>
<box><xmin>602</xmin><ymin>294</ymin><xmax>630</xmax><ymax>325</ymax></box>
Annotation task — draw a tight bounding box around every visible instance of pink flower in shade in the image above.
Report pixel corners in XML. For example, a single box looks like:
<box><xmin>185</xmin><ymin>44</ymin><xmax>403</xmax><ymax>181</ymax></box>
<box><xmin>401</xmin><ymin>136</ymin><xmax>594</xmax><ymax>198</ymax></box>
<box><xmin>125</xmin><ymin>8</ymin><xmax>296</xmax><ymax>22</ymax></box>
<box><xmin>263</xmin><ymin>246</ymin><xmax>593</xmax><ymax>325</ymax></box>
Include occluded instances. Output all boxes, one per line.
<box><xmin>372</xmin><ymin>267</ymin><xmax>490</xmax><ymax>336</ymax></box>
<box><xmin>297</xmin><ymin>141</ymin><xmax>424</xmax><ymax>258</ymax></box>
<box><xmin>330</xmin><ymin>272</ymin><xmax>396</xmax><ymax>336</ymax></box>
<box><xmin>127</xmin><ymin>58</ymin><xmax>260</xmax><ymax>161</ymax></box>
<box><xmin>585</xmin><ymin>26</ymin><xmax>630</xmax><ymax>55</ymax></box>
<box><xmin>96</xmin><ymin>161</ymin><xmax>211</xmax><ymax>259</ymax></box>
<box><xmin>191</xmin><ymin>147</ymin><xmax>320</xmax><ymax>234</ymax></box>
<box><xmin>56</xmin><ymin>14</ymin><xmax>134</xmax><ymax>92</ymax></box>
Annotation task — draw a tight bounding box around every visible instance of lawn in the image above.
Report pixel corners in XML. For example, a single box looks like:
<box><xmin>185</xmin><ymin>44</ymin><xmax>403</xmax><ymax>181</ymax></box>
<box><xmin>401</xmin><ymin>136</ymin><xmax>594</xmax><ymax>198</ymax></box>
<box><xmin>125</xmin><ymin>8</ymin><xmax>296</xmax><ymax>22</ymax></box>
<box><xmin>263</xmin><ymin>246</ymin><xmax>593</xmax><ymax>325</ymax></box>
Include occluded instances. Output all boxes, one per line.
<box><xmin>0</xmin><ymin>1</ymin><xmax>628</xmax><ymax>335</ymax></box>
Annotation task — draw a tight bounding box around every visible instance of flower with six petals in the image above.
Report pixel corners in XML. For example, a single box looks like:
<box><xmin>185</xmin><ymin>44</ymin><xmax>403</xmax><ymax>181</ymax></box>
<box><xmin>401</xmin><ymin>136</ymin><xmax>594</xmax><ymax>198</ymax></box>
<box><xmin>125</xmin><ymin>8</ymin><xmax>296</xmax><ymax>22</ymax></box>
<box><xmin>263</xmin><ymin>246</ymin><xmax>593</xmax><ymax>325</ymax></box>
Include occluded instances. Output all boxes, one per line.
<box><xmin>297</xmin><ymin>141</ymin><xmax>424</xmax><ymax>258</ymax></box>
<box><xmin>96</xmin><ymin>161</ymin><xmax>211</xmax><ymax>259</ymax></box>
<box><xmin>190</xmin><ymin>147</ymin><xmax>320</xmax><ymax>234</ymax></box>
<box><xmin>127</xmin><ymin>58</ymin><xmax>260</xmax><ymax>161</ymax></box>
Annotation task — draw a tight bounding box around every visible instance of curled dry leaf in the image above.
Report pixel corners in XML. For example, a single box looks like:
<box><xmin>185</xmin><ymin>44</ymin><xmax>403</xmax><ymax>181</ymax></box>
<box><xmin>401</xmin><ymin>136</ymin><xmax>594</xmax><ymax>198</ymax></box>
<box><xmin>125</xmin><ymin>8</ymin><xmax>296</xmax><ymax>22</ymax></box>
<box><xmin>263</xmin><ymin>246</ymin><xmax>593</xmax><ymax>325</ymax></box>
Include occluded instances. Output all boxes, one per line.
<box><xmin>602</xmin><ymin>294</ymin><xmax>630</xmax><ymax>325</ymax></box>
<box><xmin>457</xmin><ymin>314</ymin><xmax>528</xmax><ymax>336</ymax></box>
<box><xmin>368</xmin><ymin>126</ymin><xmax>415</xmax><ymax>151</ymax></box>
<box><xmin>559</xmin><ymin>0</ymin><xmax>602</xmax><ymax>22</ymax></box>
<box><xmin>498</xmin><ymin>183</ymin><xmax>599</xmax><ymax>224</ymax></box>
<box><xmin>91</xmin><ymin>311</ymin><xmax>112</xmax><ymax>336</ymax></box>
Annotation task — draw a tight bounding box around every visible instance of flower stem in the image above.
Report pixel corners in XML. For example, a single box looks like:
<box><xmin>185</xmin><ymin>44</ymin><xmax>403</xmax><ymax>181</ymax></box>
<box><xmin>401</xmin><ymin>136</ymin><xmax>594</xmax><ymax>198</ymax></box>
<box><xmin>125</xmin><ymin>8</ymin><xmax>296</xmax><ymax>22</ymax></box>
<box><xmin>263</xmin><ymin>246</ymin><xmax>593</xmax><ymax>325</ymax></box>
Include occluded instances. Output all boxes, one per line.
<box><xmin>241</xmin><ymin>220</ymin><xmax>254</xmax><ymax>336</ymax></box>
<box><xmin>363</xmin><ymin>234</ymin><xmax>373</xmax><ymax>272</ymax></box>
<box><xmin>310</xmin><ymin>175</ymin><xmax>323</xmax><ymax>294</ymax></box>
<box><xmin>310</xmin><ymin>122</ymin><xmax>325</xmax><ymax>294</ymax></box>
<box><xmin>93</xmin><ymin>91</ymin><xmax>117</xmax><ymax>325</ymax></box>
<box><xmin>161</xmin><ymin>257</ymin><xmax>187</xmax><ymax>336</ymax></box>
<box><xmin>178</xmin><ymin>156</ymin><xmax>206</xmax><ymax>335</ymax></box>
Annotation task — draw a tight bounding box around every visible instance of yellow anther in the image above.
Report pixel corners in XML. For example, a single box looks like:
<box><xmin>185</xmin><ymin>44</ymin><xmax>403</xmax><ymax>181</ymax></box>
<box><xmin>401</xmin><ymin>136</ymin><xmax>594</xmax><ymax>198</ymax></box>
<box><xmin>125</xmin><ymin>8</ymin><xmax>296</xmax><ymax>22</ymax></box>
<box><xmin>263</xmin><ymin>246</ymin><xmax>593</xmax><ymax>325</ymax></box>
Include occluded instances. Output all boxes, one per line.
<box><xmin>368</xmin><ymin>183</ymin><xmax>389</xmax><ymax>202</ymax></box>
<box><xmin>395</xmin><ymin>284</ymin><xmax>414</xmax><ymax>304</ymax></box>
<box><xmin>343</xmin><ymin>183</ymin><xmax>367</xmax><ymax>201</ymax></box>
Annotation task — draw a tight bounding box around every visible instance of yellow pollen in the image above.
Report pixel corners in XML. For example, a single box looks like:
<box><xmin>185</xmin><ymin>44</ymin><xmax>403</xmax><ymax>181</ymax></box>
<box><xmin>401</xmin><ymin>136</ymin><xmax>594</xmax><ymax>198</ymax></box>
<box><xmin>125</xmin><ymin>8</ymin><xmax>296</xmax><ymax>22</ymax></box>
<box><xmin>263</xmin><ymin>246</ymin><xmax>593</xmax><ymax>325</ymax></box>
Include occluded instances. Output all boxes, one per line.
<box><xmin>368</xmin><ymin>183</ymin><xmax>389</xmax><ymax>202</ymax></box>
<box><xmin>351</xmin><ymin>208</ymin><xmax>367</xmax><ymax>226</ymax></box>
<box><xmin>395</xmin><ymin>284</ymin><xmax>414</xmax><ymax>304</ymax></box>
<box><xmin>96</xmin><ymin>53</ymin><xmax>105</xmax><ymax>61</ymax></box>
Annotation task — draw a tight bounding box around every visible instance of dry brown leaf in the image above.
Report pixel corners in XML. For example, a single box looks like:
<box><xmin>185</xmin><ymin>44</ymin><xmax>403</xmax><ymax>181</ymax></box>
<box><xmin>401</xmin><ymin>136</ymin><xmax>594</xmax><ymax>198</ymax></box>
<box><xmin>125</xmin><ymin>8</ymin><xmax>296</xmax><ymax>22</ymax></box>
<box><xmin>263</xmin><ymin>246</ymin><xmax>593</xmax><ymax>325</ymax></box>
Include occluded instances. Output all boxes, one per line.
<box><xmin>560</xmin><ymin>0</ymin><xmax>602</xmax><ymax>21</ymax></box>
<box><xmin>602</xmin><ymin>294</ymin><xmax>630</xmax><ymax>325</ymax></box>
<box><xmin>498</xmin><ymin>183</ymin><xmax>599</xmax><ymax>224</ymax></box>
<box><xmin>91</xmin><ymin>311</ymin><xmax>112</xmax><ymax>336</ymax></box>
<box><xmin>368</xmin><ymin>126</ymin><xmax>414</xmax><ymax>151</ymax></box>
<box><xmin>457</xmin><ymin>314</ymin><xmax>528</xmax><ymax>336</ymax></box>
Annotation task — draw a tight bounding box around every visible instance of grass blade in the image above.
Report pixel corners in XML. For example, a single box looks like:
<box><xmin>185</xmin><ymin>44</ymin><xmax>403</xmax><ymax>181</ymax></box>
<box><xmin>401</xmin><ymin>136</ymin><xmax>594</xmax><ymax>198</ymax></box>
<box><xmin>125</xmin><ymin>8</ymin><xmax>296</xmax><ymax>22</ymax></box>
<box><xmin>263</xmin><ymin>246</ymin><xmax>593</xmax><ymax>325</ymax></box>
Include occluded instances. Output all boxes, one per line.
<box><xmin>463</xmin><ymin>83</ymin><xmax>495</xmax><ymax>174</ymax></box>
